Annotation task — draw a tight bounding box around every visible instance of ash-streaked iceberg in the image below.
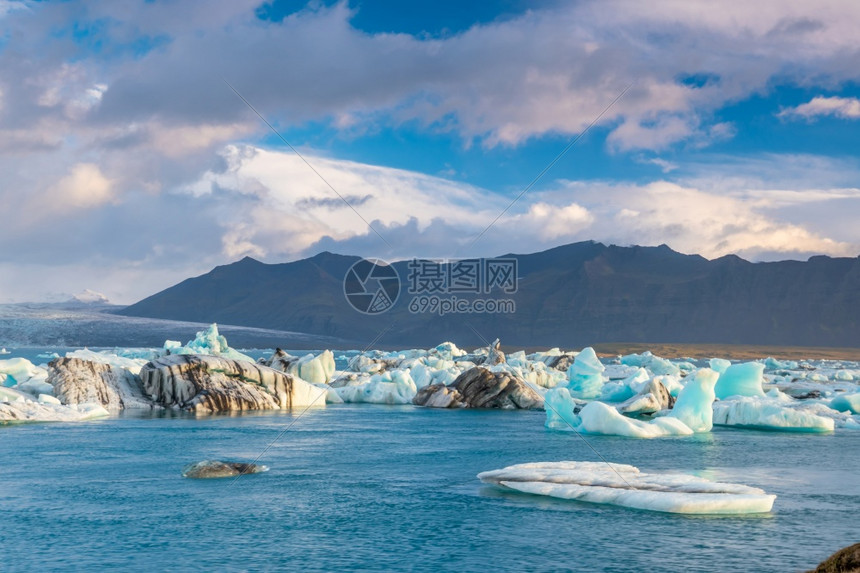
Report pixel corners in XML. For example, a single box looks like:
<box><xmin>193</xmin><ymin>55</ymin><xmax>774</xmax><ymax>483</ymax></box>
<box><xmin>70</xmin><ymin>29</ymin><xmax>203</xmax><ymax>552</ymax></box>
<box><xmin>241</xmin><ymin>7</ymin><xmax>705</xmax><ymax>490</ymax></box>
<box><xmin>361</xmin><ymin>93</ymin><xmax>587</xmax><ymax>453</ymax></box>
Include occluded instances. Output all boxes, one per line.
<box><xmin>478</xmin><ymin>461</ymin><xmax>776</xmax><ymax>515</ymax></box>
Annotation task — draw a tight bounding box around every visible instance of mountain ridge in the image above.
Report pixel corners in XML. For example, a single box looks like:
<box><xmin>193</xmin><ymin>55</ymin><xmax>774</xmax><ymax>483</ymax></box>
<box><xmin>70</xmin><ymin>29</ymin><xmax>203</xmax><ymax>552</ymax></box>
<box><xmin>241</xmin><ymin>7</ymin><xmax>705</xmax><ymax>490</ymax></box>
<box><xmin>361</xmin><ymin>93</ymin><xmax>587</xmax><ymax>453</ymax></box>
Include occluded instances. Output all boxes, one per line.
<box><xmin>118</xmin><ymin>241</ymin><xmax>860</xmax><ymax>348</ymax></box>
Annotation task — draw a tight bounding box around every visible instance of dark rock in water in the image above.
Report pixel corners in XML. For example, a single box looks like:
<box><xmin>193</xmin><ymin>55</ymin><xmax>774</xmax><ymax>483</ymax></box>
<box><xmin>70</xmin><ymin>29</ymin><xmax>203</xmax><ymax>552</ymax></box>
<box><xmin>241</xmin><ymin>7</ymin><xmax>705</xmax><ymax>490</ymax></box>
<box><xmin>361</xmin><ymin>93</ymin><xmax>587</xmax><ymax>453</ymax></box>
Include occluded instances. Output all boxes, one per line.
<box><xmin>547</xmin><ymin>354</ymin><xmax>576</xmax><ymax>372</ymax></box>
<box><xmin>617</xmin><ymin>379</ymin><xmax>674</xmax><ymax>416</ymax></box>
<box><xmin>413</xmin><ymin>367</ymin><xmax>542</xmax><ymax>410</ymax></box>
<box><xmin>139</xmin><ymin>354</ymin><xmax>314</xmax><ymax>413</ymax></box>
<box><xmin>793</xmin><ymin>390</ymin><xmax>823</xmax><ymax>400</ymax></box>
<box><xmin>182</xmin><ymin>460</ymin><xmax>269</xmax><ymax>479</ymax></box>
<box><xmin>47</xmin><ymin>357</ymin><xmax>151</xmax><ymax>410</ymax></box>
<box><xmin>807</xmin><ymin>543</ymin><xmax>860</xmax><ymax>573</ymax></box>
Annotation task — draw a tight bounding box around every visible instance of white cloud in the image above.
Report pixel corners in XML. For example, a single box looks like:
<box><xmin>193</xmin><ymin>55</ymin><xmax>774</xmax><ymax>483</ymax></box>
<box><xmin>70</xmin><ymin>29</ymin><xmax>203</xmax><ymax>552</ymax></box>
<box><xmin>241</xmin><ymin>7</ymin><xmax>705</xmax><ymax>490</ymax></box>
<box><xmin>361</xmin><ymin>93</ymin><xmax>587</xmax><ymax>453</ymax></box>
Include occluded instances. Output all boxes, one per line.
<box><xmin>779</xmin><ymin>96</ymin><xmax>860</xmax><ymax>120</ymax></box>
<box><xmin>548</xmin><ymin>180</ymin><xmax>856</xmax><ymax>260</ymax></box>
<box><xmin>1</xmin><ymin>0</ymin><xmax>854</xmax><ymax>156</ymax></box>
<box><xmin>1</xmin><ymin>2</ymin><xmax>860</xmax><ymax>303</ymax></box>
<box><xmin>45</xmin><ymin>163</ymin><xmax>115</xmax><ymax>210</ymax></box>
<box><xmin>185</xmin><ymin>144</ymin><xmax>506</xmax><ymax>259</ymax></box>
<box><xmin>182</xmin><ymin>145</ymin><xmax>858</xmax><ymax>265</ymax></box>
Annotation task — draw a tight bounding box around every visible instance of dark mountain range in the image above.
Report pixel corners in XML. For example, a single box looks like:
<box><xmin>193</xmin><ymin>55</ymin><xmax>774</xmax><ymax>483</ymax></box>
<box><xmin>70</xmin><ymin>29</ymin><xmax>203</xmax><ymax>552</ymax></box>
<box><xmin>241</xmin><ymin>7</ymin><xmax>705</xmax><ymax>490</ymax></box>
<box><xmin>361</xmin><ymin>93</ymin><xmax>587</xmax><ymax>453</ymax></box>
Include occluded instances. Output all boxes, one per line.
<box><xmin>118</xmin><ymin>241</ymin><xmax>860</xmax><ymax>348</ymax></box>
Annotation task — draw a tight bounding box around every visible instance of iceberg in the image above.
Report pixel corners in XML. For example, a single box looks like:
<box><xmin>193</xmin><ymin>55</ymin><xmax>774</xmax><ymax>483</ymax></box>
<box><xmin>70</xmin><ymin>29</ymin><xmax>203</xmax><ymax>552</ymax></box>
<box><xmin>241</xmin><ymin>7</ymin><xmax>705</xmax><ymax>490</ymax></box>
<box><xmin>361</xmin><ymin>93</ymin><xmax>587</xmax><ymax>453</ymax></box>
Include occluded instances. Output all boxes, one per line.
<box><xmin>289</xmin><ymin>350</ymin><xmax>336</xmax><ymax>385</ymax></box>
<box><xmin>545</xmin><ymin>368</ymin><xmax>718</xmax><ymax>438</ymax></box>
<box><xmin>708</xmin><ymin>358</ymin><xmax>731</xmax><ymax>374</ymax></box>
<box><xmin>566</xmin><ymin>347</ymin><xmax>605</xmax><ymax>399</ymax></box>
<box><xmin>478</xmin><ymin>461</ymin><xmax>776</xmax><ymax>515</ymax></box>
<box><xmin>0</xmin><ymin>357</ymin><xmax>47</xmax><ymax>388</ymax></box>
<box><xmin>830</xmin><ymin>393</ymin><xmax>860</xmax><ymax>414</ymax></box>
<box><xmin>579</xmin><ymin>402</ymin><xmax>694</xmax><ymax>438</ymax></box>
<box><xmin>668</xmin><ymin>368</ymin><xmax>719</xmax><ymax>432</ymax></box>
<box><xmin>65</xmin><ymin>348</ymin><xmax>149</xmax><ymax>376</ymax></box>
<box><xmin>714</xmin><ymin>362</ymin><xmax>765</xmax><ymax>399</ymax></box>
<box><xmin>48</xmin><ymin>356</ymin><xmax>153</xmax><ymax>410</ymax></box>
<box><xmin>335</xmin><ymin>369</ymin><xmax>417</xmax><ymax>405</ymax></box>
<box><xmin>170</xmin><ymin>323</ymin><xmax>254</xmax><ymax>363</ymax></box>
<box><xmin>620</xmin><ymin>351</ymin><xmax>680</xmax><ymax>376</ymax></box>
<box><xmin>140</xmin><ymin>354</ymin><xmax>327</xmax><ymax>413</ymax></box>
<box><xmin>713</xmin><ymin>396</ymin><xmax>835</xmax><ymax>432</ymax></box>
<box><xmin>544</xmin><ymin>387</ymin><xmax>581</xmax><ymax>430</ymax></box>
<box><xmin>414</xmin><ymin>367</ymin><xmax>543</xmax><ymax>410</ymax></box>
<box><xmin>1</xmin><ymin>395</ymin><xmax>110</xmax><ymax>424</ymax></box>
<box><xmin>616</xmin><ymin>378</ymin><xmax>674</xmax><ymax>416</ymax></box>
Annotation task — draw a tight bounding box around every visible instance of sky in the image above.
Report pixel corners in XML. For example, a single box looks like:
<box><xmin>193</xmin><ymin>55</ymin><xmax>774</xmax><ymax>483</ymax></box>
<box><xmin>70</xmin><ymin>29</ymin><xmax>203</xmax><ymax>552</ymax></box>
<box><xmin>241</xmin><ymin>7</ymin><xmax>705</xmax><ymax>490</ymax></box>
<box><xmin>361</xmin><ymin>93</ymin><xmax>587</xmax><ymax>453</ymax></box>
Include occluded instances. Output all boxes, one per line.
<box><xmin>0</xmin><ymin>0</ymin><xmax>859</xmax><ymax>304</ymax></box>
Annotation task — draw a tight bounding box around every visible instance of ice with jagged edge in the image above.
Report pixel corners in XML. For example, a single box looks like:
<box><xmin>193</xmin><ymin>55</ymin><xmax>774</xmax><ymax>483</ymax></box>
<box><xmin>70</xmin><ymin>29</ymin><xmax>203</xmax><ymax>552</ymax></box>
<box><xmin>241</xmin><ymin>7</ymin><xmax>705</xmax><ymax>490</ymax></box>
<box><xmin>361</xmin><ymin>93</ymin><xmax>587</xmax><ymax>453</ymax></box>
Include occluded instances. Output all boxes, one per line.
<box><xmin>3</xmin><ymin>325</ymin><xmax>860</xmax><ymax>429</ymax></box>
<box><xmin>478</xmin><ymin>461</ymin><xmax>776</xmax><ymax>514</ymax></box>
<box><xmin>545</xmin><ymin>369</ymin><xmax>719</xmax><ymax>438</ymax></box>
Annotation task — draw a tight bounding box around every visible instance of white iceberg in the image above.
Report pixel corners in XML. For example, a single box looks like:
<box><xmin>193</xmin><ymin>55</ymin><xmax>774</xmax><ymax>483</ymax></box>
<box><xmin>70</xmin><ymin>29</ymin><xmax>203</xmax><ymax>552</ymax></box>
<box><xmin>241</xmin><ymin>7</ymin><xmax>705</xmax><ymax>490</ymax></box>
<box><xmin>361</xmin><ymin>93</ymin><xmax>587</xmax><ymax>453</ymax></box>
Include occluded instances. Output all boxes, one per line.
<box><xmin>276</xmin><ymin>350</ymin><xmax>336</xmax><ymax>385</ymax></box>
<box><xmin>620</xmin><ymin>351</ymin><xmax>680</xmax><ymax>376</ymax></box>
<box><xmin>478</xmin><ymin>461</ymin><xmax>776</xmax><ymax>515</ymax></box>
<box><xmin>0</xmin><ymin>357</ymin><xmax>48</xmax><ymax>388</ymax></box>
<box><xmin>713</xmin><ymin>396</ymin><xmax>835</xmax><ymax>432</ymax></box>
<box><xmin>334</xmin><ymin>369</ymin><xmax>417</xmax><ymax>404</ymax></box>
<box><xmin>1</xmin><ymin>393</ymin><xmax>110</xmax><ymax>424</ymax></box>
<box><xmin>579</xmin><ymin>402</ymin><xmax>694</xmax><ymax>438</ymax></box>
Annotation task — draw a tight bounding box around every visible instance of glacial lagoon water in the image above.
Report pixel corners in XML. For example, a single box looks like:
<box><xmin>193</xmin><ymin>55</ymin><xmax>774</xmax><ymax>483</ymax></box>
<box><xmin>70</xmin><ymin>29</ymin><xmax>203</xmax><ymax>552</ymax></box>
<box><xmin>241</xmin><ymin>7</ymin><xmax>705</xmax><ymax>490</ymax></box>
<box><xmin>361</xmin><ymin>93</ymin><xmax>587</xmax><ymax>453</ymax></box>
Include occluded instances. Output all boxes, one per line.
<box><xmin>2</xmin><ymin>405</ymin><xmax>858</xmax><ymax>572</ymax></box>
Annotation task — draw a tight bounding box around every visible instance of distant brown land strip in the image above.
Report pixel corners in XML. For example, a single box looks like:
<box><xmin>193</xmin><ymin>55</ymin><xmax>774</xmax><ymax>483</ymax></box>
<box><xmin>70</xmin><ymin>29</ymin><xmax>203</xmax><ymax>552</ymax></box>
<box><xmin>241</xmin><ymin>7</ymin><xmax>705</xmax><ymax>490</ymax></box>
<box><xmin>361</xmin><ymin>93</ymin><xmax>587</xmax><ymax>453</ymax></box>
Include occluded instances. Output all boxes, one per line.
<box><xmin>589</xmin><ymin>342</ymin><xmax>860</xmax><ymax>361</ymax></box>
<box><xmin>494</xmin><ymin>342</ymin><xmax>859</xmax><ymax>361</ymax></box>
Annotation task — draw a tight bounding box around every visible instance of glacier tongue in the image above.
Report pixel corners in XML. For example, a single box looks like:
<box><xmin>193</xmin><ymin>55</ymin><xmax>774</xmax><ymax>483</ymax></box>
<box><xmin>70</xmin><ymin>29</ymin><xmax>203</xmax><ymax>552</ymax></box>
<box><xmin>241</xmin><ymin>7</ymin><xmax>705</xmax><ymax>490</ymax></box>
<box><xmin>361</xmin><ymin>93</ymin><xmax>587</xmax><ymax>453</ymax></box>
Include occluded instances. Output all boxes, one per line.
<box><xmin>478</xmin><ymin>461</ymin><xmax>776</xmax><ymax>515</ymax></box>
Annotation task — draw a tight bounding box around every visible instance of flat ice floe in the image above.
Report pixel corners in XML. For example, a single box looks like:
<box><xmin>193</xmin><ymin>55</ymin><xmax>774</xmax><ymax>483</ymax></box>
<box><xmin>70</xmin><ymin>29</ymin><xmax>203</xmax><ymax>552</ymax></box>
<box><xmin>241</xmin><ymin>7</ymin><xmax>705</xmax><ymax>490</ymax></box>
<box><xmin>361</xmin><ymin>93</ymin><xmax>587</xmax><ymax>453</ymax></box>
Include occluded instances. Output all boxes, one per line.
<box><xmin>478</xmin><ymin>461</ymin><xmax>776</xmax><ymax>515</ymax></box>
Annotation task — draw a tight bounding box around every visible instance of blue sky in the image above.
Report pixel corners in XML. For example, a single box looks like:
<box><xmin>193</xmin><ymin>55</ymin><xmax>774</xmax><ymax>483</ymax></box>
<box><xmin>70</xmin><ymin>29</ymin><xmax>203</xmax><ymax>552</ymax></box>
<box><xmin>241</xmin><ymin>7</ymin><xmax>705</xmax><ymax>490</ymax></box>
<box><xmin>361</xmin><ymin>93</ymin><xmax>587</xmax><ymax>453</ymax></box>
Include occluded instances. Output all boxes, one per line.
<box><xmin>1</xmin><ymin>0</ymin><xmax>859</xmax><ymax>303</ymax></box>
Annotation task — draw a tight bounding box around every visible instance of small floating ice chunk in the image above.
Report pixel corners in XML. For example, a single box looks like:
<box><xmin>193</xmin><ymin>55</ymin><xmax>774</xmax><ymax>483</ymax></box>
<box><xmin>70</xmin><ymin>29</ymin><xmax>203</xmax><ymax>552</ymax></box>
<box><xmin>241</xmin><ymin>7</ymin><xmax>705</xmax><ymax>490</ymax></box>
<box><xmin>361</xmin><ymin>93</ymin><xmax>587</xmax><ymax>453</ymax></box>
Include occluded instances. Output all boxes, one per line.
<box><xmin>478</xmin><ymin>461</ymin><xmax>776</xmax><ymax>514</ymax></box>
<box><xmin>714</xmin><ymin>362</ymin><xmax>765</xmax><ymax>399</ymax></box>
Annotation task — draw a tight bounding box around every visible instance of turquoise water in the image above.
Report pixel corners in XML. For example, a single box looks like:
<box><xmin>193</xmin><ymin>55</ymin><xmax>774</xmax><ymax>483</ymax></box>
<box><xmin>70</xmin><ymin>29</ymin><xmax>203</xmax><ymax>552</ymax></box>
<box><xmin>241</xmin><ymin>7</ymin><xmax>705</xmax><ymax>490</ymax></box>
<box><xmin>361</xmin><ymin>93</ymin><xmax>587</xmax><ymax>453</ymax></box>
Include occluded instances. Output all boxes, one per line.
<box><xmin>1</xmin><ymin>405</ymin><xmax>857</xmax><ymax>572</ymax></box>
